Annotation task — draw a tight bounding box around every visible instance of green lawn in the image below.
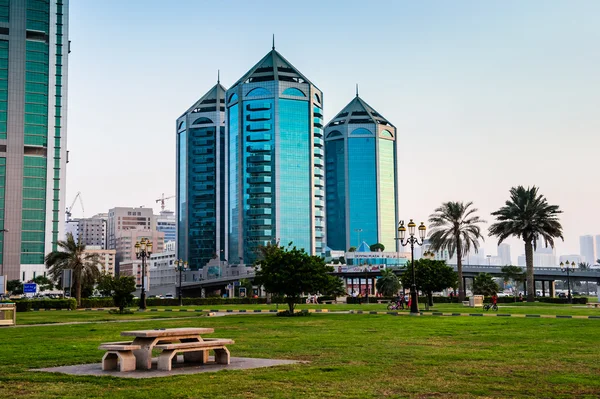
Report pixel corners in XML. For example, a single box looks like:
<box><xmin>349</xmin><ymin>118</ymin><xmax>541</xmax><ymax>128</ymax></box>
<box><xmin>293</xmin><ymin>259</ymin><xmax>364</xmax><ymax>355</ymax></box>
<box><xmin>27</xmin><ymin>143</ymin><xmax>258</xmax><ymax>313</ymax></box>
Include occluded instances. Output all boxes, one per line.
<box><xmin>2</xmin><ymin>312</ymin><xmax>600</xmax><ymax>398</ymax></box>
<box><xmin>14</xmin><ymin>301</ymin><xmax>600</xmax><ymax>325</ymax></box>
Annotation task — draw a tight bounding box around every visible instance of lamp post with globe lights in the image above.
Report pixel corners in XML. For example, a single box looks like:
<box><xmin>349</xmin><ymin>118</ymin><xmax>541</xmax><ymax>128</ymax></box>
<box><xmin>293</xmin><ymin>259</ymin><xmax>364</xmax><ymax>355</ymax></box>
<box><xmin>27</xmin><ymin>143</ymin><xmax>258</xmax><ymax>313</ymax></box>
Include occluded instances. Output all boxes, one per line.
<box><xmin>397</xmin><ymin>219</ymin><xmax>426</xmax><ymax>315</ymax></box>
<box><xmin>560</xmin><ymin>260</ymin><xmax>576</xmax><ymax>304</ymax></box>
<box><xmin>135</xmin><ymin>238</ymin><xmax>153</xmax><ymax>310</ymax></box>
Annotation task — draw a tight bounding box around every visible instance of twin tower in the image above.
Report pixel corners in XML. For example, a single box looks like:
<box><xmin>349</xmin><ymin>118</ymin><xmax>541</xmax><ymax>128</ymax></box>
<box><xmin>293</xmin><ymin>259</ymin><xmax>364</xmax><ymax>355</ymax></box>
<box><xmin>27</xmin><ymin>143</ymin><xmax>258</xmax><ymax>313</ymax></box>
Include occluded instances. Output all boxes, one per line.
<box><xmin>176</xmin><ymin>47</ymin><xmax>399</xmax><ymax>269</ymax></box>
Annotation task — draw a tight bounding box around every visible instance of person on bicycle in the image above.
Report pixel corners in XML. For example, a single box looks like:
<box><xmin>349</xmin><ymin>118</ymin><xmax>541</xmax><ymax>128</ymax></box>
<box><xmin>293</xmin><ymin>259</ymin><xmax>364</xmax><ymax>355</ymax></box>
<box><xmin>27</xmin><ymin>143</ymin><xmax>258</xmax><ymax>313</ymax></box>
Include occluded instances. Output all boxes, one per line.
<box><xmin>396</xmin><ymin>293</ymin><xmax>404</xmax><ymax>310</ymax></box>
<box><xmin>492</xmin><ymin>294</ymin><xmax>498</xmax><ymax>306</ymax></box>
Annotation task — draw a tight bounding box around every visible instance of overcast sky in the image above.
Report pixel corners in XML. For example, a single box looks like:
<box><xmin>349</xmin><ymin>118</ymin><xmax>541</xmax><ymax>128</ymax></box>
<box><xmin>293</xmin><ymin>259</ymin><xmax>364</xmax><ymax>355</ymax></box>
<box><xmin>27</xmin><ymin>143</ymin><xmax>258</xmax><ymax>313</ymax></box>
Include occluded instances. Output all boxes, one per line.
<box><xmin>66</xmin><ymin>1</ymin><xmax>600</xmax><ymax>262</ymax></box>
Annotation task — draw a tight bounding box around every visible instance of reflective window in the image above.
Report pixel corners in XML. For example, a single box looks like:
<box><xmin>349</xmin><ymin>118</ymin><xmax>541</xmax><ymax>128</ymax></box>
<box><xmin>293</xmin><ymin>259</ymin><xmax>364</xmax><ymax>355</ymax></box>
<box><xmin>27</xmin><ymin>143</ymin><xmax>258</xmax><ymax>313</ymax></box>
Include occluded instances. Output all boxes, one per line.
<box><xmin>326</xmin><ymin>130</ymin><xmax>343</xmax><ymax>139</ymax></box>
<box><xmin>378</xmin><ymin>138</ymin><xmax>396</xmax><ymax>250</ymax></box>
<box><xmin>278</xmin><ymin>98</ymin><xmax>310</xmax><ymax>253</ymax></box>
<box><xmin>228</xmin><ymin>104</ymin><xmax>240</xmax><ymax>260</ymax></box>
<box><xmin>228</xmin><ymin>93</ymin><xmax>238</xmax><ymax>104</ymax></box>
<box><xmin>350</xmin><ymin>128</ymin><xmax>373</xmax><ymax>135</ymax></box>
<box><xmin>282</xmin><ymin>87</ymin><xmax>306</xmax><ymax>97</ymax></box>
<box><xmin>192</xmin><ymin>117</ymin><xmax>213</xmax><ymax>125</ymax></box>
<box><xmin>380</xmin><ymin>129</ymin><xmax>394</xmax><ymax>139</ymax></box>
<box><xmin>325</xmin><ymin>139</ymin><xmax>346</xmax><ymax>250</ymax></box>
<box><xmin>177</xmin><ymin>130</ymin><xmax>187</xmax><ymax>263</ymax></box>
<box><xmin>246</xmin><ymin>87</ymin><xmax>271</xmax><ymax>97</ymax></box>
<box><xmin>348</xmin><ymin>137</ymin><xmax>377</xmax><ymax>247</ymax></box>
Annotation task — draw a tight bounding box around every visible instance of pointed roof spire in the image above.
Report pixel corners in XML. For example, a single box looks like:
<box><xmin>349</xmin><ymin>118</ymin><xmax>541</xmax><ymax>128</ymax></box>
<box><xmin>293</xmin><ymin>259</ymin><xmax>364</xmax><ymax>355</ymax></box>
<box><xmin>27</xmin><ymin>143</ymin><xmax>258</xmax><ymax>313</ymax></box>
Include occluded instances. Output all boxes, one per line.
<box><xmin>217</xmin><ymin>69</ymin><xmax>220</xmax><ymax>84</ymax></box>
<box><xmin>272</xmin><ymin>34</ymin><xmax>275</xmax><ymax>50</ymax></box>
<box><xmin>356</xmin><ymin>83</ymin><xmax>359</xmax><ymax>97</ymax></box>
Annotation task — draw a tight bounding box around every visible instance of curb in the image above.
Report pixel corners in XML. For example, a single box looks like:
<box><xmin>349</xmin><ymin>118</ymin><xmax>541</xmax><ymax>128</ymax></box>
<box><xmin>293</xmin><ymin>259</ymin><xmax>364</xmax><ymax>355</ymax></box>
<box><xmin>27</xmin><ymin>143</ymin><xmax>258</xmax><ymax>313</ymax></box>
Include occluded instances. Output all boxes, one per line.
<box><xmin>349</xmin><ymin>310</ymin><xmax>600</xmax><ymax>319</ymax></box>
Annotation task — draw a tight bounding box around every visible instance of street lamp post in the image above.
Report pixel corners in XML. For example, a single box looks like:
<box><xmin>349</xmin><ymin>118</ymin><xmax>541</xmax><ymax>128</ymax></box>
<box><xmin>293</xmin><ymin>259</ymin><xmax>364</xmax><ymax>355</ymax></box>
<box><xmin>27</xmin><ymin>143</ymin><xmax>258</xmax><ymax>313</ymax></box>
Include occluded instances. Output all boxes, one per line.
<box><xmin>560</xmin><ymin>260</ymin><xmax>576</xmax><ymax>304</ymax></box>
<box><xmin>134</xmin><ymin>238</ymin><xmax>153</xmax><ymax>310</ymax></box>
<box><xmin>397</xmin><ymin>219</ymin><xmax>426</xmax><ymax>315</ymax></box>
<box><xmin>174</xmin><ymin>259</ymin><xmax>188</xmax><ymax>306</ymax></box>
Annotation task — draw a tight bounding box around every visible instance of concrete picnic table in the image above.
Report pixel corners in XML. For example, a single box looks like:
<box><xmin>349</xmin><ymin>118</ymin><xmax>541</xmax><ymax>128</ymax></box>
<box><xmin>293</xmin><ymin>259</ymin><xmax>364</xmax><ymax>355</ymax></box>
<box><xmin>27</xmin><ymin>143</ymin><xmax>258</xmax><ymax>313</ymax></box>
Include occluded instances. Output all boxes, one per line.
<box><xmin>121</xmin><ymin>327</ymin><xmax>214</xmax><ymax>370</ymax></box>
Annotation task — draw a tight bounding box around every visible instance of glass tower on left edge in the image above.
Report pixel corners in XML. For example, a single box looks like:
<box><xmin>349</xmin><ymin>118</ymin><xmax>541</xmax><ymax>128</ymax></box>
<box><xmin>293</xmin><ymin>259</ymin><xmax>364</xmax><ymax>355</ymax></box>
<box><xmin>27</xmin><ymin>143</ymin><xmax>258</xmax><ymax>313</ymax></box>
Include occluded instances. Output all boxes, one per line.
<box><xmin>226</xmin><ymin>47</ymin><xmax>325</xmax><ymax>265</ymax></box>
<box><xmin>1</xmin><ymin>0</ymin><xmax>69</xmax><ymax>282</ymax></box>
<box><xmin>176</xmin><ymin>81</ymin><xmax>227</xmax><ymax>270</ymax></box>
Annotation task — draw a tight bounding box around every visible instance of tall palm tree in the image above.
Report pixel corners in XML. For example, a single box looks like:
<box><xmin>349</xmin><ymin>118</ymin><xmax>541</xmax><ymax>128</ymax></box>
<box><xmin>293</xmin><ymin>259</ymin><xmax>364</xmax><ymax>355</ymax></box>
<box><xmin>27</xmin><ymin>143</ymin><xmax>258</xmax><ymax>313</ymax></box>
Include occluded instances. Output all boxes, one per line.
<box><xmin>489</xmin><ymin>186</ymin><xmax>563</xmax><ymax>302</ymax></box>
<box><xmin>428</xmin><ymin>201</ymin><xmax>486</xmax><ymax>301</ymax></box>
<box><xmin>45</xmin><ymin>232</ymin><xmax>102</xmax><ymax>306</ymax></box>
<box><xmin>375</xmin><ymin>268</ymin><xmax>401</xmax><ymax>297</ymax></box>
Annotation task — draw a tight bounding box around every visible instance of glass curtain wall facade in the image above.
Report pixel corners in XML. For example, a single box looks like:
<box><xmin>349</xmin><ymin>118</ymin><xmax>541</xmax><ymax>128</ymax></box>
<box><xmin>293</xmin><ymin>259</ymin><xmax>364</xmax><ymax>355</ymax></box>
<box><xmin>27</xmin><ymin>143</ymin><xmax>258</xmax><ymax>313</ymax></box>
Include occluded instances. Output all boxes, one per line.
<box><xmin>324</xmin><ymin>95</ymin><xmax>398</xmax><ymax>252</ymax></box>
<box><xmin>176</xmin><ymin>83</ymin><xmax>227</xmax><ymax>270</ymax></box>
<box><xmin>1</xmin><ymin>0</ymin><xmax>69</xmax><ymax>281</ymax></box>
<box><xmin>226</xmin><ymin>49</ymin><xmax>323</xmax><ymax>264</ymax></box>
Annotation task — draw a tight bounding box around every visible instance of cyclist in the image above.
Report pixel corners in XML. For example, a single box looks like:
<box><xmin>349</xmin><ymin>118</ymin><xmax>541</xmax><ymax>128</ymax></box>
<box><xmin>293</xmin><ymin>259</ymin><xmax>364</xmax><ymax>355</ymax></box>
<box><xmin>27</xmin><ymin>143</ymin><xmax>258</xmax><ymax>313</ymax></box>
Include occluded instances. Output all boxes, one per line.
<box><xmin>491</xmin><ymin>293</ymin><xmax>498</xmax><ymax>307</ymax></box>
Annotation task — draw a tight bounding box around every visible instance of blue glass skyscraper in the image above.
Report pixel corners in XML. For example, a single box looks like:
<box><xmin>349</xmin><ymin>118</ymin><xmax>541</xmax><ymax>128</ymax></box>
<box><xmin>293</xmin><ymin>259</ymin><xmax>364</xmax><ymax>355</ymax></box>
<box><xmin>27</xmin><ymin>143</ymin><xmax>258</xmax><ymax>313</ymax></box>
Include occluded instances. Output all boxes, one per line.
<box><xmin>176</xmin><ymin>81</ymin><xmax>227</xmax><ymax>269</ymax></box>
<box><xmin>226</xmin><ymin>46</ymin><xmax>324</xmax><ymax>264</ymax></box>
<box><xmin>324</xmin><ymin>93</ymin><xmax>398</xmax><ymax>251</ymax></box>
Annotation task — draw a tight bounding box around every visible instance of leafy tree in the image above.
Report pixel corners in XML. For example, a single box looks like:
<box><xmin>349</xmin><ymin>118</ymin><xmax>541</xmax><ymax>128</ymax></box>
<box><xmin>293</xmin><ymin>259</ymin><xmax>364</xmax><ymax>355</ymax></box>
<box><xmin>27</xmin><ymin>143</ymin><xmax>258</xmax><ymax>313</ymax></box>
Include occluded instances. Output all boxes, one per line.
<box><xmin>254</xmin><ymin>242</ymin><xmax>339</xmax><ymax>313</ymax></box>
<box><xmin>96</xmin><ymin>273</ymin><xmax>114</xmax><ymax>297</ymax></box>
<box><xmin>7</xmin><ymin>280</ymin><xmax>22</xmax><ymax>295</ymax></box>
<box><xmin>473</xmin><ymin>273</ymin><xmax>500</xmax><ymax>297</ymax></box>
<box><xmin>348</xmin><ymin>246</ymin><xmax>357</xmax><ymax>252</ymax></box>
<box><xmin>45</xmin><ymin>232</ymin><xmax>102</xmax><ymax>306</ymax></box>
<box><xmin>112</xmin><ymin>276</ymin><xmax>136</xmax><ymax>313</ymax></box>
<box><xmin>489</xmin><ymin>186</ymin><xmax>563</xmax><ymax>302</ymax></box>
<box><xmin>501</xmin><ymin>265</ymin><xmax>525</xmax><ymax>301</ymax></box>
<box><xmin>370</xmin><ymin>243</ymin><xmax>385</xmax><ymax>252</ymax></box>
<box><xmin>428</xmin><ymin>201</ymin><xmax>486</xmax><ymax>301</ymax></box>
<box><xmin>399</xmin><ymin>259</ymin><xmax>458</xmax><ymax>308</ymax></box>
<box><xmin>339</xmin><ymin>256</ymin><xmax>346</xmax><ymax>264</ymax></box>
<box><xmin>322</xmin><ymin>276</ymin><xmax>346</xmax><ymax>298</ymax></box>
<box><xmin>32</xmin><ymin>275</ymin><xmax>54</xmax><ymax>292</ymax></box>
<box><xmin>376</xmin><ymin>268</ymin><xmax>401</xmax><ymax>297</ymax></box>
<box><xmin>235</xmin><ymin>278</ymin><xmax>254</xmax><ymax>297</ymax></box>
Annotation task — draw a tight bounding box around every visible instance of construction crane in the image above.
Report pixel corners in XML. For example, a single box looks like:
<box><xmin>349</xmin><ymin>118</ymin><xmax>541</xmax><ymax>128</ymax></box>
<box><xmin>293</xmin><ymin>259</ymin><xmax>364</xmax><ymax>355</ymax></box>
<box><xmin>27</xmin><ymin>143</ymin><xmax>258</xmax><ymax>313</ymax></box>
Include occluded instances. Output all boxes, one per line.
<box><xmin>155</xmin><ymin>193</ymin><xmax>175</xmax><ymax>211</ymax></box>
<box><xmin>66</xmin><ymin>191</ymin><xmax>84</xmax><ymax>221</ymax></box>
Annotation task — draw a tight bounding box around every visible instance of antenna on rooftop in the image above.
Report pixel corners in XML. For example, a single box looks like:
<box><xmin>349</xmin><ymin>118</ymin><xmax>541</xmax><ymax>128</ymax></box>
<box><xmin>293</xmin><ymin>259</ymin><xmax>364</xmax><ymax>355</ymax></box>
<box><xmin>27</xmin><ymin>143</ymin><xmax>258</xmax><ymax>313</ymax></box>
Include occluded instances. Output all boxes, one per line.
<box><xmin>217</xmin><ymin>69</ymin><xmax>220</xmax><ymax>84</ymax></box>
<box><xmin>356</xmin><ymin>83</ymin><xmax>359</xmax><ymax>97</ymax></box>
<box><xmin>272</xmin><ymin>34</ymin><xmax>275</xmax><ymax>50</ymax></box>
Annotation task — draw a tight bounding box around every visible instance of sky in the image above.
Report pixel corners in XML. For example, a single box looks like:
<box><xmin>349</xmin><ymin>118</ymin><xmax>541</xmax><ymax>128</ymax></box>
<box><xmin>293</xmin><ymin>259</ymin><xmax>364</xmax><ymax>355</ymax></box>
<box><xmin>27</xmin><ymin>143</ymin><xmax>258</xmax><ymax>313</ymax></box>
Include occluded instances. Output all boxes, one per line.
<box><xmin>65</xmin><ymin>1</ymin><xmax>600</xmax><ymax>262</ymax></box>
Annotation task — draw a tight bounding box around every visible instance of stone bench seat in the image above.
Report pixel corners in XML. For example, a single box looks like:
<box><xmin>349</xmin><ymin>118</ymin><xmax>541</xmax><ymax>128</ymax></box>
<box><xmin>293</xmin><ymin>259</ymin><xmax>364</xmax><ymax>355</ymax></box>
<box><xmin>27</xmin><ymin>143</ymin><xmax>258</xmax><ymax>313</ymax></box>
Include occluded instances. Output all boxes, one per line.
<box><xmin>587</xmin><ymin>303</ymin><xmax>600</xmax><ymax>308</ymax></box>
<box><xmin>98</xmin><ymin>342</ymin><xmax>142</xmax><ymax>372</ymax></box>
<box><xmin>154</xmin><ymin>339</ymin><xmax>234</xmax><ymax>371</ymax></box>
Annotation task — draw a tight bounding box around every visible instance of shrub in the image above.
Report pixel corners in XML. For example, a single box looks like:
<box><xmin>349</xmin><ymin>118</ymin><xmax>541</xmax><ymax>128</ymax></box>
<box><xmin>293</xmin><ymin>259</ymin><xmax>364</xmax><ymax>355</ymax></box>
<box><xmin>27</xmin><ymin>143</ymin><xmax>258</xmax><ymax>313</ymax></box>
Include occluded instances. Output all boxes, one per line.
<box><xmin>14</xmin><ymin>298</ymin><xmax>76</xmax><ymax>312</ymax></box>
<box><xmin>80</xmin><ymin>298</ymin><xmax>115</xmax><ymax>308</ymax></box>
<box><xmin>276</xmin><ymin>310</ymin><xmax>310</xmax><ymax>317</ymax></box>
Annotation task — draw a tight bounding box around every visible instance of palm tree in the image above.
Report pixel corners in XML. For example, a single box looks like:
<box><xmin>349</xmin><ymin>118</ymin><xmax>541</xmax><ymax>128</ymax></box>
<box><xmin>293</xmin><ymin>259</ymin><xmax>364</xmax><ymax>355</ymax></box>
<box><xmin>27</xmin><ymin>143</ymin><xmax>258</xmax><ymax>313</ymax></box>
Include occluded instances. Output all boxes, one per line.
<box><xmin>428</xmin><ymin>201</ymin><xmax>486</xmax><ymax>301</ymax></box>
<box><xmin>45</xmin><ymin>232</ymin><xmax>102</xmax><ymax>306</ymax></box>
<box><xmin>489</xmin><ymin>186</ymin><xmax>563</xmax><ymax>302</ymax></box>
<box><xmin>375</xmin><ymin>268</ymin><xmax>401</xmax><ymax>297</ymax></box>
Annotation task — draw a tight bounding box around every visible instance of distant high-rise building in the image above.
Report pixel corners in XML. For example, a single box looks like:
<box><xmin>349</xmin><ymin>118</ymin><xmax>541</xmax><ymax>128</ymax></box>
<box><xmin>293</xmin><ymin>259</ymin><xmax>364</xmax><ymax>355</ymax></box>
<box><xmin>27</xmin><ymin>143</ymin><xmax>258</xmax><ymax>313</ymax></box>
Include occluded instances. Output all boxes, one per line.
<box><xmin>155</xmin><ymin>210</ymin><xmax>176</xmax><ymax>244</ymax></box>
<box><xmin>579</xmin><ymin>235</ymin><xmax>595</xmax><ymax>264</ymax></box>
<box><xmin>1</xmin><ymin>0</ymin><xmax>70</xmax><ymax>282</ymax></box>
<box><xmin>107</xmin><ymin>207</ymin><xmax>154</xmax><ymax>250</ymax></box>
<box><xmin>498</xmin><ymin>244</ymin><xmax>511</xmax><ymax>265</ymax></box>
<box><xmin>226</xmin><ymin>46</ymin><xmax>324</xmax><ymax>264</ymax></box>
<box><xmin>65</xmin><ymin>214</ymin><xmax>107</xmax><ymax>248</ymax></box>
<box><xmin>324</xmin><ymin>93</ymin><xmax>398</xmax><ymax>252</ymax></box>
<box><xmin>176</xmin><ymin>81</ymin><xmax>227</xmax><ymax>269</ymax></box>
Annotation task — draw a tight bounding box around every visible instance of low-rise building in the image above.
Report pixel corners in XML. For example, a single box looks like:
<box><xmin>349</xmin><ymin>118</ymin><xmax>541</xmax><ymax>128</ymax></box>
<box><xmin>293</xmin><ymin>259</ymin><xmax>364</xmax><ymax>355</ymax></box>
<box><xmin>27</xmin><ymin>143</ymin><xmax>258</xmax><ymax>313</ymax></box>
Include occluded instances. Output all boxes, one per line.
<box><xmin>85</xmin><ymin>246</ymin><xmax>116</xmax><ymax>276</ymax></box>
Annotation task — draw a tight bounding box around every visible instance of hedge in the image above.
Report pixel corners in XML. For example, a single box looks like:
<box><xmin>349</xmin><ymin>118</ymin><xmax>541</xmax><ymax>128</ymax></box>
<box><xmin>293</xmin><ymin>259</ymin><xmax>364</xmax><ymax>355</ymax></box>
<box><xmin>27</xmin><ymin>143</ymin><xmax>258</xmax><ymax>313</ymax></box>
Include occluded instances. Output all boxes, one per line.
<box><xmin>346</xmin><ymin>296</ymin><xmax>464</xmax><ymax>304</ymax></box>
<box><xmin>14</xmin><ymin>298</ymin><xmax>77</xmax><ymax>312</ymax></box>
<box><xmin>79</xmin><ymin>296</ymin><xmax>338</xmax><ymax>308</ymax></box>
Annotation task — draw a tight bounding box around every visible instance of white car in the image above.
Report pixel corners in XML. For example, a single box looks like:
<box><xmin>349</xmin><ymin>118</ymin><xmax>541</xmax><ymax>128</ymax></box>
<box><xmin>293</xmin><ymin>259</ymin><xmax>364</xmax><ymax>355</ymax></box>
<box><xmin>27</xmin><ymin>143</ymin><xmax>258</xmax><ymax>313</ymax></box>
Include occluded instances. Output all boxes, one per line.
<box><xmin>164</xmin><ymin>293</ymin><xmax>174</xmax><ymax>299</ymax></box>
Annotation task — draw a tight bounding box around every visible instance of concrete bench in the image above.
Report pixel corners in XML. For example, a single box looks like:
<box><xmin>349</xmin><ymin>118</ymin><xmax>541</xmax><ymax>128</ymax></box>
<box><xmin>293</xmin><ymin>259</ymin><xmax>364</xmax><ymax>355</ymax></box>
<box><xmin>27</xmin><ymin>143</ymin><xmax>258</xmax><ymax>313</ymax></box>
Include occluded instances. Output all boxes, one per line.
<box><xmin>462</xmin><ymin>301</ymin><xmax>470</xmax><ymax>306</ymax></box>
<box><xmin>99</xmin><ymin>342</ymin><xmax>141</xmax><ymax>372</ymax></box>
<box><xmin>322</xmin><ymin>300</ymin><xmax>336</xmax><ymax>305</ymax></box>
<box><xmin>587</xmin><ymin>303</ymin><xmax>600</xmax><ymax>308</ymax></box>
<box><xmin>154</xmin><ymin>338</ymin><xmax>235</xmax><ymax>371</ymax></box>
<box><xmin>376</xmin><ymin>300</ymin><xmax>390</xmax><ymax>304</ymax></box>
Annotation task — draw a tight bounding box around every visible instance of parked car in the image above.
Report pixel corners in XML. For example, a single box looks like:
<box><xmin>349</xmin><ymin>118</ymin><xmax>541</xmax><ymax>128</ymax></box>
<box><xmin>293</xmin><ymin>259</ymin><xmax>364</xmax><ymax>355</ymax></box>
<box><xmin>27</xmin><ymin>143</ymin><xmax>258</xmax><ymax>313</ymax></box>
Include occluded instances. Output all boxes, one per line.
<box><xmin>164</xmin><ymin>293</ymin><xmax>174</xmax><ymax>299</ymax></box>
<box><xmin>557</xmin><ymin>292</ymin><xmax>567</xmax><ymax>299</ymax></box>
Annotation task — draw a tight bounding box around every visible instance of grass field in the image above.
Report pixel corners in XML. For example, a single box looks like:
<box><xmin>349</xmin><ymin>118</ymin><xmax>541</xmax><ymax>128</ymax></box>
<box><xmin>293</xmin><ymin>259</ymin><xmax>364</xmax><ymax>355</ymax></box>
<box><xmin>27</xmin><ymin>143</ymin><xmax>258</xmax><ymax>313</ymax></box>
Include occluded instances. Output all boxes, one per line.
<box><xmin>13</xmin><ymin>301</ymin><xmax>600</xmax><ymax>325</ymax></box>
<box><xmin>3</xmin><ymin>310</ymin><xmax>600</xmax><ymax>398</ymax></box>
